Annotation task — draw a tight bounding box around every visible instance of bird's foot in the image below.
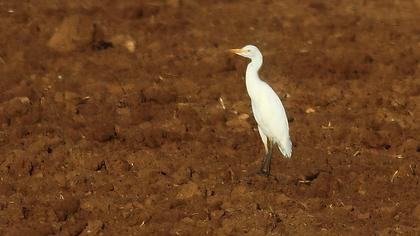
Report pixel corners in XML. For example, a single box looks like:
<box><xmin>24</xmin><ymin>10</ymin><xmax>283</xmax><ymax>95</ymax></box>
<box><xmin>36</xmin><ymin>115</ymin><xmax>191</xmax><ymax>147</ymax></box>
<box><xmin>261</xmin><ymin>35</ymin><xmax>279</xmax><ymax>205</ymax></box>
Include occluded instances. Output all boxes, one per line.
<box><xmin>258</xmin><ymin>168</ymin><xmax>270</xmax><ymax>177</ymax></box>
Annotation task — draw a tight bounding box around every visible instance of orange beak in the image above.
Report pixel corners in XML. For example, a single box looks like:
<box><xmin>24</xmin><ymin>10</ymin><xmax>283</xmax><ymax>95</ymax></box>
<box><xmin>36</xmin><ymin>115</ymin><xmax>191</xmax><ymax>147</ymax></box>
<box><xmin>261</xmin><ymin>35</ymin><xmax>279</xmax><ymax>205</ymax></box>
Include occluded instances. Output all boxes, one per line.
<box><xmin>228</xmin><ymin>48</ymin><xmax>244</xmax><ymax>54</ymax></box>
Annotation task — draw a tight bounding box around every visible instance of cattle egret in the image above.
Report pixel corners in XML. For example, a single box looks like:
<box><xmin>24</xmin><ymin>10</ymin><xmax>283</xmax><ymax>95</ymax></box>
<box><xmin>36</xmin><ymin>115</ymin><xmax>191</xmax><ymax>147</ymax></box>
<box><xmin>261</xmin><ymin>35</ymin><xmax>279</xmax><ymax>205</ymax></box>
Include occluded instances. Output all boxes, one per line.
<box><xmin>229</xmin><ymin>45</ymin><xmax>292</xmax><ymax>176</ymax></box>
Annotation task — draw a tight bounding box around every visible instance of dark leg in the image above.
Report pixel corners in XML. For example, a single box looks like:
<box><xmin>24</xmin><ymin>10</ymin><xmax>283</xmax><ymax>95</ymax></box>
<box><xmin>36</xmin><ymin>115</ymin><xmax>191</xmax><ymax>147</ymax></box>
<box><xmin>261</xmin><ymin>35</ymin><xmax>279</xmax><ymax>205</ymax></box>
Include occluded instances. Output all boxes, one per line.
<box><xmin>259</xmin><ymin>138</ymin><xmax>273</xmax><ymax>176</ymax></box>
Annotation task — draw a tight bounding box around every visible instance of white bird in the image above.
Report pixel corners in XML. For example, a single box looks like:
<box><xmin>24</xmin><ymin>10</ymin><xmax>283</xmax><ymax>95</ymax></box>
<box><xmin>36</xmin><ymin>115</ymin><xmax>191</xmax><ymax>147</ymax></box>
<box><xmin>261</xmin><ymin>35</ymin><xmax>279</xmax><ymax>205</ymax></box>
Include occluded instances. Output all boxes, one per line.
<box><xmin>229</xmin><ymin>45</ymin><xmax>292</xmax><ymax>176</ymax></box>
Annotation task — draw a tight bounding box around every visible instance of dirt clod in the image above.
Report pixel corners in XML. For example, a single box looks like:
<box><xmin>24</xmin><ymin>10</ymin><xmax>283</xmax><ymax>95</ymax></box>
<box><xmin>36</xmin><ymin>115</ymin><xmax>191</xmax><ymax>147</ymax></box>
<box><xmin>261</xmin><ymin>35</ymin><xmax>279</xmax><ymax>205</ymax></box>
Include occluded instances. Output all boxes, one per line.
<box><xmin>80</xmin><ymin>220</ymin><xmax>104</xmax><ymax>235</ymax></box>
<box><xmin>48</xmin><ymin>15</ymin><xmax>94</xmax><ymax>53</ymax></box>
<box><xmin>176</xmin><ymin>181</ymin><xmax>200</xmax><ymax>200</ymax></box>
<box><xmin>53</xmin><ymin>196</ymin><xmax>80</xmax><ymax>221</ymax></box>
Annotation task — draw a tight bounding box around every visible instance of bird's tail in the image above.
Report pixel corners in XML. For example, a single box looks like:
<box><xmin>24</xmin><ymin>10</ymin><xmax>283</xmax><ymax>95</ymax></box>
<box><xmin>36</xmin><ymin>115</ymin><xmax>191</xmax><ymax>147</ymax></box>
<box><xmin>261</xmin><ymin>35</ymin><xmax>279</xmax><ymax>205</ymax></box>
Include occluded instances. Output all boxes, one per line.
<box><xmin>277</xmin><ymin>138</ymin><xmax>292</xmax><ymax>158</ymax></box>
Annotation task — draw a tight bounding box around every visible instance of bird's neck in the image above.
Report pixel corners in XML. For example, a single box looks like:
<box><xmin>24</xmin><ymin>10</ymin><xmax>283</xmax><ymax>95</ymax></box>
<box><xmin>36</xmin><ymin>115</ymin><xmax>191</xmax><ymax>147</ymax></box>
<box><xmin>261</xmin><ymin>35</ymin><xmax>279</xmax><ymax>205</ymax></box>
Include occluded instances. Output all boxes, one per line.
<box><xmin>245</xmin><ymin>58</ymin><xmax>263</xmax><ymax>99</ymax></box>
<box><xmin>246</xmin><ymin>58</ymin><xmax>263</xmax><ymax>81</ymax></box>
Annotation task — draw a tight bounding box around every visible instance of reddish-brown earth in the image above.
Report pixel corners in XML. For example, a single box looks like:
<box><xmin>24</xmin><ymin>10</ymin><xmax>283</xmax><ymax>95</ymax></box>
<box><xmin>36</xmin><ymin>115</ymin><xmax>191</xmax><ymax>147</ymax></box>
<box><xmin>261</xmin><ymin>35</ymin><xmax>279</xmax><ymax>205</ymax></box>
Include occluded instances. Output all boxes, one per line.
<box><xmin>0</xmin><ymin>1</ymin><xmax>419</xmax><ymax>235</ymax></box>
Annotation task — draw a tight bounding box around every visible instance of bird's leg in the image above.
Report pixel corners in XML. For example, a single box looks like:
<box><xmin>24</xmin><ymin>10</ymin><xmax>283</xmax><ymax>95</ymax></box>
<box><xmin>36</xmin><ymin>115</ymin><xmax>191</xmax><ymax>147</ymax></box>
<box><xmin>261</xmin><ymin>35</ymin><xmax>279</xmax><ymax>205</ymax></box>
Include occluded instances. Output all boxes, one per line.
<box><xmin>260</xmin><ymin>138</ymin><xmax>273</xmax><ymax>176</ymax></box>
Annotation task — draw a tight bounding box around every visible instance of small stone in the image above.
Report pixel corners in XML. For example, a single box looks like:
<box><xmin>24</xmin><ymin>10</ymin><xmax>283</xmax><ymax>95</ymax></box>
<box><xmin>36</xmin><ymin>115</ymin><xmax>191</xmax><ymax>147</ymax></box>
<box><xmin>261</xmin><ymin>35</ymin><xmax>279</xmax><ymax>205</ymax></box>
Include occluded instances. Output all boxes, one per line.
<box><xmin>176</xmin><ymin>181</ymin><xmax>200</xmax><ymax>199</ymax></box>
<box><xmin>124</xmin><ymin>40</ymin><xmax>136</xmax><ymax>53</ymax></box>
<box><xmin>110</xmin><ymin>34</ymin><xmax>136</xmax><ymax>53</ymax></box>
<box><xmin>211</xmin><ymin>210</ymin><xmax>225</xmax><ymax>220</ymax></box>
<box><xmin>238</xmin><ymin>113</ymin><xmax>249</xmax><ymax>120</ymax></box>
<box><xmin>80</xmin><ymin>220</ymin><xmax>104</xmax><ymax>235</ymax></box>
<box><xmin>80</xmin><ymin>200</ymin><xmax>94</xmax><ymax>211</ymax></box>
<box><xmin>18</xmin><ymin>97</ymin><xmax>30</xmax><ymax>104</ymax></box>
<box><xmin>358</xmin><ymin>189</ymin><xmax>367</xmax><ymax>195</ymax></box>
<box><xmin>305</xmin><ymin>107</ymin><xmax>316</xmax><ymax>113</ymax></box>
<box><xmin>299</xmin><ymin>48</ymin><xmax>309</xmax><ymax>53</ymax></box>
<box><xmin>357</xmin><ymin>212</ymin><xmax>370</xmax><ymax>220</ymax></box>
<box><xmin>181</xmin><ymin>217</ymin><xmax>194</xmax><ymax>224</ymax></box>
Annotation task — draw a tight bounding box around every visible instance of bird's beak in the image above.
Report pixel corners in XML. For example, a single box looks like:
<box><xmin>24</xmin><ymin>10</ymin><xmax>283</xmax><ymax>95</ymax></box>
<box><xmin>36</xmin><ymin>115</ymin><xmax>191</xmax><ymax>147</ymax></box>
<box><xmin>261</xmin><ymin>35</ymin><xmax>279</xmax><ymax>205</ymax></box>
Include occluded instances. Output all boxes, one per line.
<box><xmin>228</xmin><ymin>48</ymin><xmax>244</xmax><ymax>54</ymax></box>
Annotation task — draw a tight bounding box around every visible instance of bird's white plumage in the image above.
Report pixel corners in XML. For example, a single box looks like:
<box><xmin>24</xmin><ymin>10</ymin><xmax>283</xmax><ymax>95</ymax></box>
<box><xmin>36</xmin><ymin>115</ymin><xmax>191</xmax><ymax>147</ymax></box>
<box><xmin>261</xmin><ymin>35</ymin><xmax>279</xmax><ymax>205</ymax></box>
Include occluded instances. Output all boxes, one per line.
<box><xmin>232</xmin><ymin>45</ymin><xmax>292</xmax><ymax>158</ymax></box>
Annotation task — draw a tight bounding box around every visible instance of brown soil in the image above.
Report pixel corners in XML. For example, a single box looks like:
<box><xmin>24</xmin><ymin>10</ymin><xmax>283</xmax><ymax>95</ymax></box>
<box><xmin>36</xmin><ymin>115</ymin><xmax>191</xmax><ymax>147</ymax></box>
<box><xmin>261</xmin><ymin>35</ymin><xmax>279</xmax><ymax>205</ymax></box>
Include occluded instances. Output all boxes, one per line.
<box><xmin>1</xmin><ymin>1</ymin><xmax>419</xmax><ymax>235</ymax></box>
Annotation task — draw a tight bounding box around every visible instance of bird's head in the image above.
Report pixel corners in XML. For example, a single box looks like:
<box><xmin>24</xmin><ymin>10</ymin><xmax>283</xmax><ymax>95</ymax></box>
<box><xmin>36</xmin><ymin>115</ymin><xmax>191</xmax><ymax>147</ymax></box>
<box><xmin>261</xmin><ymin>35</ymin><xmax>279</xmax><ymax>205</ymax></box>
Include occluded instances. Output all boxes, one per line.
<box><xmin>229</xmin><ymin>45</ymin><xmax>262</xmax><ymax>60</ymax></box>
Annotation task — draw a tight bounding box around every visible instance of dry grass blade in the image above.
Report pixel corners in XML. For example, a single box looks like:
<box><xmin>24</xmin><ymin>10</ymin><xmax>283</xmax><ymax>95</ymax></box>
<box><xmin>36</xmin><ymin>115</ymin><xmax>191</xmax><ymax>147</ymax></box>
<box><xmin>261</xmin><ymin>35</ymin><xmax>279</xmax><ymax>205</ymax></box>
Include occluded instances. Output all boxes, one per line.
<box><xmin>391</xmin><ymin>170</ymin><xmax>399</xmax><ymax>183</ymax></box>
<box><xmin>218</xmin><ymin>97</ymin><xmax>226</xmax><ymax>110</ymax></box>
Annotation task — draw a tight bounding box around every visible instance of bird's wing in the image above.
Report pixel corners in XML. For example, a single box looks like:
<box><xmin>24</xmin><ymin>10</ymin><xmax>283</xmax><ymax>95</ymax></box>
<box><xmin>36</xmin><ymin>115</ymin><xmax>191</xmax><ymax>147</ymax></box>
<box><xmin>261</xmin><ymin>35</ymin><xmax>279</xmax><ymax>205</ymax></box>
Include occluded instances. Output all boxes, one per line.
<box><xmin>258</xmin><ymin>82</ymin><xmax>292</xmax><ymax>157</ymax></box>
<box><xmin>258</xmin><ymin>82</ymin><xmax>288</xmax><ymax>126</ymax></box>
